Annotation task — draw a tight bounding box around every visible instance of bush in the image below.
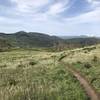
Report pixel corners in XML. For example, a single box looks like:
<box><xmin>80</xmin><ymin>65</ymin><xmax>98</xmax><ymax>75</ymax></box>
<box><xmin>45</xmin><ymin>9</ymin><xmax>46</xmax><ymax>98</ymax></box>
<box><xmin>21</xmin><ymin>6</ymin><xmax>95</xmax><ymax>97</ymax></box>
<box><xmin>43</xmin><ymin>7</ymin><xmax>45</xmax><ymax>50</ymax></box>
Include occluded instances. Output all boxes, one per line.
<box><xmin>90</xmin><ymin>78</ymin><xmax>97</xmax><ymax>84</ymax></box>
<box><xmin>17</xmin><ymin>64</ymin><xmax>25</xmax><ymax>68</ymax></box>
<box><xmin>29</xmin><ymin>61</ymin><xmax>37</xmax><ymax>66</ymax></box>
<box><xmin>84</xmin><ymin>63</ymin><xmax>92</xmax><ymax>69</ymax></box>
<box><xmin>92</xmin><ymin>56</ymin><xmax>98</xmax><ymax>62</ymax></box>
<box><xmin>77</xmin><ymin>61</ymin><xmax>82</xmax><ymax>64</ymax></box>
<box><xmin>8</xmin><ymin>79</ymin><xmax>17</xmax><ymax>86</ymax></box>
<box><xmin>58</xmin><ymin>53</ymin><xmax>66</xmax><ymax>61</ymax></box>
<box><xmin>84</xmin><ymin>51</ymin><xmax>88</xmax><ymax>53</ymax></box>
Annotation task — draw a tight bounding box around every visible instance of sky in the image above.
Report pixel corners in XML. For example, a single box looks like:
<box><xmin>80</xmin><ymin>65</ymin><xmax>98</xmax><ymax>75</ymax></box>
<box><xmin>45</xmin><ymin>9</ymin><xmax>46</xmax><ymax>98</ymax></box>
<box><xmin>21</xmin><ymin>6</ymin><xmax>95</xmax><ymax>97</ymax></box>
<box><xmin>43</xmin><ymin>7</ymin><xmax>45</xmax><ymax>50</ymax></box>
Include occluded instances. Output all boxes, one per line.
<box><xmin>0</xmin><ymin>0</ymin><xmax>100</xmax><ymax>36</ymax></box>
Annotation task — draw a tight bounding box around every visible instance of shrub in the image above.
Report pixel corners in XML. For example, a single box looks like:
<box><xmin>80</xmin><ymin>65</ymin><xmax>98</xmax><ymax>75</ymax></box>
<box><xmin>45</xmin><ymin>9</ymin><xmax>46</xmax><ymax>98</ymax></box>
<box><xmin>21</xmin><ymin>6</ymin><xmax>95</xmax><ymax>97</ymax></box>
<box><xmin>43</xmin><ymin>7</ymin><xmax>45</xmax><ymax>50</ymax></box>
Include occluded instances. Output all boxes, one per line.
<box><xmin>77</xmin><ymin>61</ymin><xmax>82</xmax><ymax>64</ymax></box>
<box><xmin>8</xmin><ymin>79</ymin><xmax>17</xmax><ymax>86</ymax></box>
<box><xmin>90</xmin><ymin>78</ymin><xmax>97</xmax><ymax>84</ymax></box>
<box><xmin>58</xmin><ymin>53</ymin><xmax>66</xmax><ymax>61</ymax></box>
<box><xmin>92</xmin><ymin>56</ymin><xmax>98</xmax><ymax>62</ymax></box>
<box><xmin>29</xmin><ymin>61</ymin><xmax>37</xmax><ymax>66</ymax></box>
<box><xmin>17</xmin><ymin>64</ymin><xmax>25</xmax><ymax>68</ymax></box>
<box><xmin>84</xmin><ymin>51</ymin><xmax>88</xmax><ymax>53</ymax></box>
<box><xmin>84</xmin><ymin>63</ymin><xmax>92</xmax><ymax>69</ymax></box>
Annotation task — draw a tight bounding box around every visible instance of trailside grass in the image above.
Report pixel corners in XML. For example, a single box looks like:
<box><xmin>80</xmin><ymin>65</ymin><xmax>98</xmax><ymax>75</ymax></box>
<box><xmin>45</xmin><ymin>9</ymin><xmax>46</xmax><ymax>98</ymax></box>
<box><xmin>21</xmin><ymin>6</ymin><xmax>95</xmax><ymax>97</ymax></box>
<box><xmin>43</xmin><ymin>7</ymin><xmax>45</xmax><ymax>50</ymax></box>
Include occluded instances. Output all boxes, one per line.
<box><xmin>0</xmin><ymin>49</ymin><xmax>88</xmax><ymax>100</ymax></box>
<box><xmin>63</xmin><ymin>45</ymin><xmax>100</xmax><ymax>93</ymax></box>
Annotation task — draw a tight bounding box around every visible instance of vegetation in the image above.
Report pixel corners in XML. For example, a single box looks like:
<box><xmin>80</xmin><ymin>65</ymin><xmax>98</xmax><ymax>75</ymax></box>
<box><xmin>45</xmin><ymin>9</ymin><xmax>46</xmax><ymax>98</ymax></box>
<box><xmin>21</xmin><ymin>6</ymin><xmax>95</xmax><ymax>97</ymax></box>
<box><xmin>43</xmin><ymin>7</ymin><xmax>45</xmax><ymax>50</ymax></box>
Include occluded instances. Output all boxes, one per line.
<box><xmin>0</xmin><ymin>38</ymin><xmax>12</xmax><ymax>51</ymax></box>
<box><xmin>0</xmin><ymin>31</ymin><xmax>100</xmax><ymax>50</ymax></box>
<box><xmin>0</xmin><ymin>49</ymin><xmax>88</xmax><ymax>100</ymax></box>
<box><xmin>0</xmin><ymin>31</ymin><xmax>63</xmax><ymax>48</ymax></box>
<box><xmin>63</xmin><ymin>44</ymin><xmax>100</xmax><ymax>93</ymax></box>
<box><xmin>0</xmin><ymin>32</ymin><xmax>100</xmax><ymax>99</ymax></box>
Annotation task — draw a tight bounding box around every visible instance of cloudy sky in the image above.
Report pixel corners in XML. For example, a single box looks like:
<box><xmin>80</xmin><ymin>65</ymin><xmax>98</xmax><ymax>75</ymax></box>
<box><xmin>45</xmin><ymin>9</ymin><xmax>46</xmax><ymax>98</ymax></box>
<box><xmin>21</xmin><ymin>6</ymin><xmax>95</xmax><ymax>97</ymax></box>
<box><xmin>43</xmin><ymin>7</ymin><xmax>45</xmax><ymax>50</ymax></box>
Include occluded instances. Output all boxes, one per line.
<box><xmin>0</xmin><ymin>0</ymin><xmax>100</xmax><ymax>36</ymax></box>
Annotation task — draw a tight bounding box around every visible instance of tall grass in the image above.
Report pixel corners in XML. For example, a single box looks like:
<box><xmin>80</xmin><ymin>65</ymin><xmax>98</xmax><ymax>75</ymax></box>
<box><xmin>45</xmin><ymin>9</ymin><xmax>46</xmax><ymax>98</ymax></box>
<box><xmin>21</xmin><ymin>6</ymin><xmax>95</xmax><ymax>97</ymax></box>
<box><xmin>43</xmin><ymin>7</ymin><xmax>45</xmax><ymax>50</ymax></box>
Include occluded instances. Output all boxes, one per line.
<box><xmin>0</xmin><ymin>49</ymin><xmax>88</xmax><ymax>100</ymax></box>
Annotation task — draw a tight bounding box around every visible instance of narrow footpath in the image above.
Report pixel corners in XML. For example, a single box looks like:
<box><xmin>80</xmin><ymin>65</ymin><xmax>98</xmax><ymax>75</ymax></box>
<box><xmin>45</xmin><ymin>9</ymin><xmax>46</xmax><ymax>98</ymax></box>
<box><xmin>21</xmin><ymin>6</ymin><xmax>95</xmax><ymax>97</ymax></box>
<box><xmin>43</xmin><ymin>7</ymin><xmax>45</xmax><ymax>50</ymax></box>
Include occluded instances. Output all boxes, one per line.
<box><xmin>60</xmin><ymin>61</ymin><xmax>100</xmax><ymax>100</ymax></box>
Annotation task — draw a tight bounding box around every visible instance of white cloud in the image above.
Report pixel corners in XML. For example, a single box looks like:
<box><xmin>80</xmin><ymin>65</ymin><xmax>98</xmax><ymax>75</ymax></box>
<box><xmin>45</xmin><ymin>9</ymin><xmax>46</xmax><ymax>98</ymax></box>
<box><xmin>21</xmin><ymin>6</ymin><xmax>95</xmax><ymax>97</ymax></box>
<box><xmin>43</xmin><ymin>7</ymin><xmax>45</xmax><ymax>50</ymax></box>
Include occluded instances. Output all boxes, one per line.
<box><xmin>32</xmin><ymin>13</ymin><xmax>48</xmax><ymax>21</ymax></box>
<box><xmin>0</xmin><ymin>0</ymin><xmax>100</xmax><ymax>36</ymax></box>
<box><xmin>0</xmin><ymin>16</ymin><xmax>20</xmax><ymax>24</ymax></box>
<box><xmin>11</xmin><ymin>0</ymin><xmax>49</xmax><ymax>13</ymax></box>
<box><xmin>47</xmin><ymin>0</ymin><xmax>69</xmax><ymax>16</ymax></box>
<box><xmin>0</xmin><ymin>16</ymin><xmax>4</xmax><ymax>21</ymax></box>
<box><xmin>64</xmin><ymin>7</ymin><xmax>100</xmax><ymax>24</ymax></box>
<box><xmin>47</xmin><ymin>3</ymin><xmax>66</xmax><ymax>15</ymax></box>
<box><xmin>87</xmin><ymin>0</ymin><xmax>100</xmax><ymax>7</ymax></box>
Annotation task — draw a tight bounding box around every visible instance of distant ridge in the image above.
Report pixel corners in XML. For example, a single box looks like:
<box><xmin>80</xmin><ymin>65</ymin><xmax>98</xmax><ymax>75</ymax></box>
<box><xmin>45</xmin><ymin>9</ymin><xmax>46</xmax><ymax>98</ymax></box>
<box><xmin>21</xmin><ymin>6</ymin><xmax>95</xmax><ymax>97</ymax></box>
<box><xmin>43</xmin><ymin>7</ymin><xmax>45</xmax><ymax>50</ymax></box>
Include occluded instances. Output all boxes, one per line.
<box><xmin>0</xmin><ymin>31</ymin><xmax>100</xmax><ymax>50</ymax></box>
<box><xmin>0</xmin><ymin>31</ymin><xmax>63</xmax><ymax>48</ymax></box>
<box><xmin>59</xmin><ymin>35</ymin><xmax>100</xmax><ymax>39</ymax></box>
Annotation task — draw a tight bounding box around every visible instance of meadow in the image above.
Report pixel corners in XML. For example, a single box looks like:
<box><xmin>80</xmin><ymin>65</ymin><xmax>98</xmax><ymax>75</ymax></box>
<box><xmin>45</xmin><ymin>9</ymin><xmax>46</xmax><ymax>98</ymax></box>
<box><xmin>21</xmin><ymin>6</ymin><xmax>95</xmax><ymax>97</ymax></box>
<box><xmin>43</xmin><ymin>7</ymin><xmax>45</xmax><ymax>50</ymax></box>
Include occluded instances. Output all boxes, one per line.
<box><xmin>63</xmin><ymin>45</ymin><xmax>100</xmax><ymax>93</ymax></box>
<box><xmin>0</xmin><ymin>49</ymin><xmax>89</xmax><ymax>100</ymax></box>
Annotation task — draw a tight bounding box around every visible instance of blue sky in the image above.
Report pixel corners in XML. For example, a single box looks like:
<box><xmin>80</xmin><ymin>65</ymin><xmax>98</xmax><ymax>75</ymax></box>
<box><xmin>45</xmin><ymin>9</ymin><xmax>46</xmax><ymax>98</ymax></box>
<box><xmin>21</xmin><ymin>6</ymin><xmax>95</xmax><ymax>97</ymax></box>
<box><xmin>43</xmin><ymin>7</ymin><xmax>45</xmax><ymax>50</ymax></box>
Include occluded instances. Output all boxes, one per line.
<box><xmin>0</xmin><ymin>0</ymin><xmax>100</xmax><ymax>36</ymax></box>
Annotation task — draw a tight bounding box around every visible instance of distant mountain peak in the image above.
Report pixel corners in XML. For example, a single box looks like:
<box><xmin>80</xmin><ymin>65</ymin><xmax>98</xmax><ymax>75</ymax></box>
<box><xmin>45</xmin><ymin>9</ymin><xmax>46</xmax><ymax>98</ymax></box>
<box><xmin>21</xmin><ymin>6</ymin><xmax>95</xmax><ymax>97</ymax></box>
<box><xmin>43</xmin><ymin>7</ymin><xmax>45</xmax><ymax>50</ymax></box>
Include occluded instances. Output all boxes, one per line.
<box><xmin>15</xmin><ymin>31</ymin><xmax>27</xmax><ymax>34</ymax></box>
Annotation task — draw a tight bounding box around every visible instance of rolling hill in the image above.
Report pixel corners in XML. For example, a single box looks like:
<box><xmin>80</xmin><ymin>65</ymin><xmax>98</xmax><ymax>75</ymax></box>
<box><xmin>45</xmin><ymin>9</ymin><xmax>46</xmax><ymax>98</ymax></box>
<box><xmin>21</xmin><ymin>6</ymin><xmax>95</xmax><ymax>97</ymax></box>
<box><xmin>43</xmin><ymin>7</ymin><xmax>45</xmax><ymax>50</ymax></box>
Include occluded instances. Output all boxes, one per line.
<box><xmin>64</xmin><ymin>37</ymin><xmax>100</xmax><ymax>48</ymax></box>
<box><xmin>0</xmin><ymin>31</ymin><xmax>100</xmax><ymax>50</ymax></box>
<box><xmin>0</xmin><ymin>31</ymin><xmax>63</xmax><ymax>48</ymax></box>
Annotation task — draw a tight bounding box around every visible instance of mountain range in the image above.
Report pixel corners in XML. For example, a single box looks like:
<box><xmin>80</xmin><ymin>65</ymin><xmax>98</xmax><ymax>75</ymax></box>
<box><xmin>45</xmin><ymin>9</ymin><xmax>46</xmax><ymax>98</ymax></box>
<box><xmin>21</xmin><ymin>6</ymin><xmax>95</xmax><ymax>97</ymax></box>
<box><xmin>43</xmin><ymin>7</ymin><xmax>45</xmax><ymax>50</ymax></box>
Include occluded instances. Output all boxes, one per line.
<box><xmin>0</xmin><ymin>31</ymin><xmax>100</xmax><ymax>50</ymax></box>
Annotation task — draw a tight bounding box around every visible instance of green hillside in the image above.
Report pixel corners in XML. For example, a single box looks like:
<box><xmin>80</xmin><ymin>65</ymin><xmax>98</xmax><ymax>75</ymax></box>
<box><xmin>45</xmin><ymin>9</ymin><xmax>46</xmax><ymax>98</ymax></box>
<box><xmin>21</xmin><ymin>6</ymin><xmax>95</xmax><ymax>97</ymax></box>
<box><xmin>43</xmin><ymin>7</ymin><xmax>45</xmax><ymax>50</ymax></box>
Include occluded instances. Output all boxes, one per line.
<box><xmin>0</xmin><ymin>38</ymin><xmax>12</xmax><ymax>51</ymax></box>
<box><xmin>0</xmin><ymin>31</ymin><xmax>100</xmax><ymax>50</ymax></box>
<box><xmin>0</xmin><ymin>31</ymin><xmax>63</xmax><ymax>48</ymax></box>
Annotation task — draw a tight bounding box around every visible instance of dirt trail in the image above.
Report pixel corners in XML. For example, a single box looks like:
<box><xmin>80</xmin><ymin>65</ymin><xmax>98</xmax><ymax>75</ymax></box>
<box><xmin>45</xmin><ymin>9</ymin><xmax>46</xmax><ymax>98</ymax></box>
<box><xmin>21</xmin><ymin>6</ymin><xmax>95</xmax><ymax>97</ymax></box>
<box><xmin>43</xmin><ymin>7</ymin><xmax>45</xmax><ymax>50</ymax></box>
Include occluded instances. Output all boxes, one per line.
<box><xmin>60</xmin><ymin>61</ymin><xmax>100</xmax><ymax>100</ymax></box>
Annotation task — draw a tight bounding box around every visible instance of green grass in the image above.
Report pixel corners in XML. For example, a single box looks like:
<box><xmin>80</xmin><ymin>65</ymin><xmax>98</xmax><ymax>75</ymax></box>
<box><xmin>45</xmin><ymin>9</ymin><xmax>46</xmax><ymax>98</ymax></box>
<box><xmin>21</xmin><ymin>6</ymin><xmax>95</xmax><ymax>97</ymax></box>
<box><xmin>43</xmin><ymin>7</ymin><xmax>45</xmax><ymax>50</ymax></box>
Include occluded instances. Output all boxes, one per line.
<box><xmin>71</xmin><ymin>61</ymin><xmax>100</xmax><ymax>93</ymax></box>
<box><xmin>0</xmin><ymin>49</ymin><xmax>88</xmax><ymax>100</ymax></box>
<box><xmin>63</xmin><ymin>45</ymin><xmax>100</xmax><ymax>93</ymax></box>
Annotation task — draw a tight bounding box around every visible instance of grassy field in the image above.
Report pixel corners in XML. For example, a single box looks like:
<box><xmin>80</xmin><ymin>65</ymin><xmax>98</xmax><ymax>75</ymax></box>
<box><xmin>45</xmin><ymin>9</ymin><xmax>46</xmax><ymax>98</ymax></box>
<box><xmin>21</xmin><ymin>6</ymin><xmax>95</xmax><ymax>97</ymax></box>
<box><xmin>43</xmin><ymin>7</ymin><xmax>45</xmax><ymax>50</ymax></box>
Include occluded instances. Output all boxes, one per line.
<box><xmin>0</xmin><ymin>49</ymin><xmax>88</xmax><ymax>100</ymax></box>
<box><xmin>63</xmin><ymin>45</ymin><xmax>100</xmax><ymax>93</ymax></box>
